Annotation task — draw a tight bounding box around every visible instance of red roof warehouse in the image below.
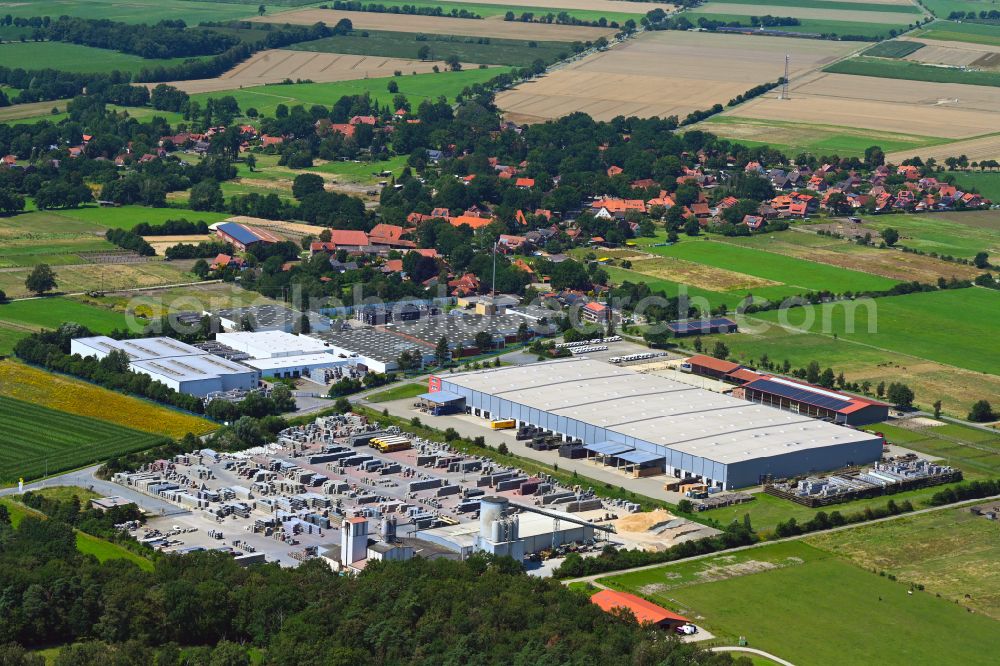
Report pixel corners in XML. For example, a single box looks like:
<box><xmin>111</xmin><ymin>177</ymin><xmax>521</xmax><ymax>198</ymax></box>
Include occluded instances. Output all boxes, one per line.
<box><xmin>591</xmin><ymin>590</ymin><xmax>689</xmax><ymax>630</ymax></box>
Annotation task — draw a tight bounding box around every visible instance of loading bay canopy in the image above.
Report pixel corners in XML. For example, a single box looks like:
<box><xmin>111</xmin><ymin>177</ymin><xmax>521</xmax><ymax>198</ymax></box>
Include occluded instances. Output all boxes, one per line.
<box><xmin>583</xmin><ymin>441</ymin><xmax>634</xmax><ymax>456</ymax></box>
<box><xmin>418</xmin><ymin>391</ymin><xmax>466</xmax><ymax>405</ymax></box>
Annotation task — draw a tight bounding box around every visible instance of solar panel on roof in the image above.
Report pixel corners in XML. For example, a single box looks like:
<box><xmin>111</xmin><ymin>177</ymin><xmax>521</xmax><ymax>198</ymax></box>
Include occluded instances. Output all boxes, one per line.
<box><xmin>218</xmin><ymin>222</ymin><xmax>263</xmax><ymax>246</ymax></box>
<box><xmin>746</xmin><ymin>379</ymin><xmax>852</xmax><ymax>411</ymax></box>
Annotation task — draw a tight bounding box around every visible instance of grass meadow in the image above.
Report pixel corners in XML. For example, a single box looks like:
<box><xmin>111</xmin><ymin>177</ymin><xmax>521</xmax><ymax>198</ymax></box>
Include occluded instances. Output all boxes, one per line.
<box><xmin>948</xmin><ymin>171</ymin><xmax>1000</xmax><ymax>201</ymax></box>
<box><xmin>0</xmin><ymin>41</ymin><xmax>209</xmax><ymax>75</ymax></box>
<box><xmin>47</xmin><ymin>206</ymin><xmax>231</xmax><ymax>231</ymax></box>
<box><xmin>288</xmin><ymin>30</ymin><xmax>573</xmax><ymax>67</ymax></box>
<box><xmin>845</xmin><ymin>211</ymin><xmax>1000</xmax><ymax>258</ymax></box>
<box><xmin>0</xmin><ymin>298</ymin><xmax>135</xmax><ymax>334</ymax></box>
<box><xmin>0</xmin><ymin>394</ymin><xmax>168</xmax><ymax>482</ymax></box>
<box><xmin>826</xmin><ymin>56</ymin><xmax>1000</xmax><ymax>88</ymax></box>
<box><xmin>808</xmin><ymin>507</ymin><xmax>1000</xmax><ymax>620</ymax></box>
<box><xmin>192</xmin><ymin>67</ymin><xmax>506</xmax><ymax>117</ymax></box>
<box><xmin>0</xmin><ymin>361</ymin><xmax>217</xmax><ymax>439</ymax></box>
<box><xmin>749</xmin><ymin>288</ymin><xmax>1000</xmax><ymax>374</ymax></box>
<box><xmin>366</xmin><ymin>381</ymin><xmax>428</xmax><ymax>402</ymax></box>
<box><xmin>0</xmin><ymin>0</ymin><xmax>264</xmax><ymax>24</ymax></box>
<box><xmin>598</xmin><ymin>540</ymin><xmax>1000</xmax><ymax>666</ymax></box>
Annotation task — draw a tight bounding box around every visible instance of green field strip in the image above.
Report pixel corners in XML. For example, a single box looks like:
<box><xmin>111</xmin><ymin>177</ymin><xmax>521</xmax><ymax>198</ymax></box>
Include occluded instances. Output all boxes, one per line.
<box><xmin>826</xmin><ymin>56</ymin><xmax>1000</xmax><ymax>87</ymax></box>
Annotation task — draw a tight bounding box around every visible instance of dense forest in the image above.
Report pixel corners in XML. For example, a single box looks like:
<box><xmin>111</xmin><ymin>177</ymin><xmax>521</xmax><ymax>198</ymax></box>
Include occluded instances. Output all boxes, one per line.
<box><xmin>0</xmin><ymin>503</ymin><xmax>746</xmax><ymax>665</ymax></box>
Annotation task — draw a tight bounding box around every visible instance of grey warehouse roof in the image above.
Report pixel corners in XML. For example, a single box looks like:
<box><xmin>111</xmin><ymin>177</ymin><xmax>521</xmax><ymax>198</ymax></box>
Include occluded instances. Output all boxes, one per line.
<box><xmin>440</xmin><ymin>358</ymin><xmax>877</xmax><ymax>465</ymax></box>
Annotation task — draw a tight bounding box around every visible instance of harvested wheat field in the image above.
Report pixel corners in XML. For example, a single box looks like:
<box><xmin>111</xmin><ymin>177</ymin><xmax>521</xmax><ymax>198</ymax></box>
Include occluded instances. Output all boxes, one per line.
<box><xmin>143</xmin><ymin>235</ymin><xmax>213</xmax><ymax>255</ymax></box>
<box><xmin>887</xmin><ymin>133</ymin><xmax>1000</xmax><ymax>163</ymax></box>
<box><xmin>497</xmin><ymin>31</ymin><xmax>854</xmax><ymax>123</ymax></box>
<box><xmin>249</xmin><ymin>9</ymin><xmax>615</xmax><ymax>41</ymax></box>
<box><xmin>628</xmin><ymin>255</ymin><xmax>781</xmax><ymax>292</ymax></box>
<box><xmin>736</xmin><ymin>71</ymin><xmax>1000</xmax><ymax>139</ymax></box>
<box><xmin>689</xmin><ymin>3</ymin><xmax>920</xmax><ymax>23</ymax></box>
<box><xmin>159</xmin><ymin>49</ymin><xmax>472</xmax><ymax>94</ymax></box>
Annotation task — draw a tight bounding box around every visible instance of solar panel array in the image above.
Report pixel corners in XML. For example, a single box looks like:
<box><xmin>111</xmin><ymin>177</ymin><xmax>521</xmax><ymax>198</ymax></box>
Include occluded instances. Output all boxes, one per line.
<box><xmin>745</xmin><ymin>378</ymin><xmax>852</xmax><ymax>411</ymax></box>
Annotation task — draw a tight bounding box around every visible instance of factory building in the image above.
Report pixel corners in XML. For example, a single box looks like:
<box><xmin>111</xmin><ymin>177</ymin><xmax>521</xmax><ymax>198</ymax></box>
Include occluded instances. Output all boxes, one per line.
<box><xmin>213</xmin><ymin>305</ymin><xmax>333</xmax><ymax>333</ymax></box>
<box><xmin>430</xmin><ymin>359</ymin><xmax>883</xmax><ymax>489</ymax></box>
<box><xmin>418</xmin><ymin>497</ymin><xmax>596</xmax><ymax>558</ymax></box>
<box><xmin>212</xmin><ymin>330</ymin><xmax>348</xmax><ymax>379</ymax></box>
<box><xmin>311</xmin><ymin>328</ymin><xmax>435</xmax><ymax>374</ymax></box>
<box><xmin>70</xmin><ymin>335</ymin><xmax>259</xmax><ymax>397</ymax></box>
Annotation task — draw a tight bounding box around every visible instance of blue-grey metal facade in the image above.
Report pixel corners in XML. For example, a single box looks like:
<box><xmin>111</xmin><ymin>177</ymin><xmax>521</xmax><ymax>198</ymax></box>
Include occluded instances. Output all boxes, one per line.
<box><xmin>438</xmin><ymin>379</ymin><xmax>884</xmax><ymax>490</ymax></box>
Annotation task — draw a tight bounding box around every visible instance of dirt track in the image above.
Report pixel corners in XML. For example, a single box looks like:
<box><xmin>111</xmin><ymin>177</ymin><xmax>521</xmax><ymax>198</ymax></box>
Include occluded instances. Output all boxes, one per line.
<box><xmin>156</xmin><ymin>49</ymin><xmax>467</xmax><ymax>94</ymax></box>
<box><xmin>497</xmin><ymin>31</ymin><xmax>855</xmax><ymax>123</ymax></box>
<box><xmin>249</xmin><ymin>9</ymin><xmax>616</xmax><ymax>40</ymax></box>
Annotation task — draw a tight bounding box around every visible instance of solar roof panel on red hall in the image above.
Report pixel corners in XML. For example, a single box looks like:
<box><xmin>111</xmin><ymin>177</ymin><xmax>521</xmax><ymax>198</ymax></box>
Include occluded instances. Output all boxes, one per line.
<box><xmin>744</xmin><ymin>378</ymin><xmax>852</xmax><ymax>411</ymax></box>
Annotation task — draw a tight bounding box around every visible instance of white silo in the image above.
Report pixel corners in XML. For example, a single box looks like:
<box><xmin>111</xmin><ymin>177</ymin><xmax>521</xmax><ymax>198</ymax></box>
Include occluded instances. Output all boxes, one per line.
<box><xmin>479</xmin><ymin>496</ymin><xmax>508</xmax><ymax>539</ymax></box>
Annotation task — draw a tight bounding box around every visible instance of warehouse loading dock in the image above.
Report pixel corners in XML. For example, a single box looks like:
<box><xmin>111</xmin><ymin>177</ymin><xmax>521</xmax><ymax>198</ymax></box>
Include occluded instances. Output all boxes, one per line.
<box><xmin>429</xmin><ymin>359</ymin><xmax>884</xmax><ymax>490</ymax></box>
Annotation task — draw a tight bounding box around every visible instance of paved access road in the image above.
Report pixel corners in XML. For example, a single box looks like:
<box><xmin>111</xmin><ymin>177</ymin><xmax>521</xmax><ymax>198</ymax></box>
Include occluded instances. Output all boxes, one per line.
<box><xmin>712</xmin><ymin>646</ymin><xmax>796</xmax><ymax>666</ymax></box>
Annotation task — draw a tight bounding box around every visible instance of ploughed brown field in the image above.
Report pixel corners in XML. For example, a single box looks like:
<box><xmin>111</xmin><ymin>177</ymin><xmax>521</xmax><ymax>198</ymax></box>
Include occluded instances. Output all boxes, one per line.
<box><xmin>496</xmin><ymin>31</ymin><xmax>856</xmax><ymax>123</ymax></box>
<box><xmin>153</xmin><ymin>49</ymin><xmax>471</xmax><ymax>94</ymax></box>
<box><xmin>249</xmin><ymin>9</ymin><xmax>616</xmax><ymax>41</ymax></box>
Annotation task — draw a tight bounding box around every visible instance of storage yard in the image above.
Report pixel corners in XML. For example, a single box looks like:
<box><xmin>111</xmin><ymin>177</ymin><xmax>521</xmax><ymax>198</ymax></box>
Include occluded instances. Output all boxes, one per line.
<box><xmin>110</xmin><ymin>412</ymin><xmax>711</xmax><ymax>568</ymax></box>
<box><xmin>429</xmin><ymin>358</ymin><xmax>885</xmax><ymax>489</ymax></box>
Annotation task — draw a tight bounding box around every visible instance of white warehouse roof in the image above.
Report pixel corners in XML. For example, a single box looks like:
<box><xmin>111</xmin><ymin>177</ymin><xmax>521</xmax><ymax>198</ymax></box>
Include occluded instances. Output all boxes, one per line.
<box><xmin>72</xmin><ymin>335</ymin><xmax>206</xmax><ymax>361</ymax></box>
<box><xmin>439</xmin><ymin>358</ymin><xmax>876</xmax><ymax>465</ymax></box>
<box><xmin>215</xmin><ymin>331</ymin><xmax>332</xmax><ymax>359</ymax></box>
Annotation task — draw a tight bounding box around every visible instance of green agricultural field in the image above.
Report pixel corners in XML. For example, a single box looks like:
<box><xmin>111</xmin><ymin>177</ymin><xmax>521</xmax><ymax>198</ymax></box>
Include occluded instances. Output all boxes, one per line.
<box><xmin>807</xmin><ymin>507</ymin><xmax>1000</xmax><ymax>620</ymax></box>
<box><xmin>0</xmin><ymin>0</ymin><xmax>267</xmax><ymax>24</ymax></box>
<box><xmin>708</xmin><ymin>322</ymin><xmax>1000</xmax><ymax>417</ymax></box>
<box><xmin>701</xmin><ymin>0</ymin><xmax>923</xmax><ymax>13</ymax></box>
<box><xmin>193</xmin><ymin>67</ymin><xmax>505</xmax><ymax>118</ymax></box>
<box><xmin>862</xmin><ymin>40</ymin><xmax>926</xmax><ymax>58</ymax></box>
<box><xmin>637</xmin><ymin>236</ymin><xmax>898</xmax><ymax>294</ymax></box>
<box><xmin>851</xmin><ymin>211</ymin><xmax>1000</xmax><ymax>258</ymax></box>
<box><xmin>948</xmin><ymin>171</ymin><xmax>1000</xmax><ymax>201</ymax></box>
<box><xmin>921</xmin><ymin>0</ymin><xmax>1000</xmax><ymax>19</ymax></box>
<box><xmin>5</xmin><ymin>104</ymin><xmax>186</xmax><ymax>127</ymax></box>
<box><xmin>0</xmin><ymin>395</ymin><xmax>168</xmax><ymax>482</ymax></box>
<box><xmin>48</xmin><ymin>205</ymin><xmax>230</xmax><ymax>231</ymax></box>
<box><xmin>324</xmin><ymin>0</ymin><xmax>645</xmax><ymax>23</ymax></box>
<box><xmin>914</xmin><ymin>19</ymin><xmax>1000</xmax><ymax>46</ymax></box>
<box><xmin>0</xmin><ymin>298</ymin><xmax>135</xmax><ymax>336</ymax></box>
<box><xmin>288</xmin><ymin>30</ymin><xmax>574</xmax><ymax>67</ymax></box>
<box><xmin>826</xmin><ymin>56</ymin><xmax>1000</xmax><ymax>87</ymax></box>
<box><xmin>598</xmin><ymin>541</ymin><xmax>1000</xmax><ymax>666</ymax></box>
<box><xmin>0</xmin><ymin>41</ymin><xmax>209</xmax><ymax>75</ymax></box>
<box><xmin>681</xmin><ymin>13</ymin><xmax>910</xmax><ymax>39</ymax></box>
<box><xmin>308</xmin><ymin>154</ymin><xmax>409</xmax><ymax>182</ymax></box>
<box><xmin>696</xmin><ymin>116</ymin><xmax>950</xmax><ymax>158</ymax></box>
<box><xmin>750</xmin><ymin>288</ymin><xmax>1000</xmax><ymax>374</ymax></box>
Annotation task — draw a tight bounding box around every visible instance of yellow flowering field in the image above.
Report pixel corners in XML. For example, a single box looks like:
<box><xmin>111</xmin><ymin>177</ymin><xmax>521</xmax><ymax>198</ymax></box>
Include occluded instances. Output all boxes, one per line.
<box><xmin>0</xmin><ymin>361</ymin><xmax>217</xmax><ymax>438</ymax></box>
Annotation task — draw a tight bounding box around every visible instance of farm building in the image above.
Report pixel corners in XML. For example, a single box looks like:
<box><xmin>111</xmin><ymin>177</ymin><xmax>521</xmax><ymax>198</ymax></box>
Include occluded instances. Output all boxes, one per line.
<box><xmin>213</xmin><ymin>221</ymin><xmax>281</xmax><ymax>251</ymax></box>
<box><xmin>591</xmin><ymin>590</ymin><xmax>690</xmax><ymax>631</ymax></box>
<box><xmin>684</xmin><ymin>354</ymin><xmax>742</xmax><ymax>380</ymax></box>
<box><xmin>668</xmin><ymin>317</ymin><xmax>738</xmax><ymax>337</ymax></box>
<box><xmin>429</xmin><ymin>359</ymin><xmax>883</xmax><ymax>489</ymax></box>
<box><xmin>70</xmin><ymin>335</ymin><xmax>259</xmax><ymax>397</ymax></box>
<box><xmin>734</xmin><ymin>376</ymin><xmax>890</xmax><ymax>426</ymax></box>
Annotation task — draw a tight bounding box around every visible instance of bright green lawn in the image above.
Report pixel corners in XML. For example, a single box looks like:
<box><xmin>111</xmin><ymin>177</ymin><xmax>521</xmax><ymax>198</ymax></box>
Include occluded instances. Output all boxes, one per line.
<box><xmin>914</xmin><ymin>20</ymin><xmax>1000</xmax><ymax>46</ymax></box>
<box><xmin>366</xmin><ymin>382</ymin><xmax>428</xmax><ymax>402</ymax></box>
<box><xmin>49</xmin><ymin>205</ymin><xmax>230</xmax><ymax>231</ymax></box>
<box><xmin>750</xmin><ymin>288</ymin><xmax>1000</xmax><ymax>374</ymax></box>
<box><xmin>921</xmin><ymin>0</ymin><xmax>1000</xmax><ymax>19</ymax></box>
<box><xmin>76</xmin><ymin>531</ymin><xmax>154</xmax><ymax>571</ymax></box>
<box><xmin>0</xmin><ymin>0</ymin><xmax>267</xmax><ymax>23</ymax></box>
<box><xmin>308</xmin><ymin>155</ymin><xmax>409</xmax><ymax>182</ymax></box>
<box><xmin>192</xmin><ymin>68</ymin><xmax>507</xmax><ymax>117</ymax></box>
<box><xmin>0</xmin><ymin>298</ymin><xmax>134</xmax><ymax>334</ymax></box>
<box><xmin>636</xmin><ymin>235</ymin><xmax>898</xmax><ymax>294</ymax></box>
<box><xmin>826</xmin><ymin>56</ymin><xmax>1000</xmax><ymax>88</ymax></box>
<box><xmin>600</xmin><ymin>541</ymin><xmax>1000</xmax><ymax>666</ymax></box>
<box><xmin>948</xmin><ymin>171</ymin><xmax>1000</xmax><ymax>201</ymax></box>
<box><xmin>0</xmin><ymin>41</ymin><xmax>208</xmax><ymax>75</ymax></box>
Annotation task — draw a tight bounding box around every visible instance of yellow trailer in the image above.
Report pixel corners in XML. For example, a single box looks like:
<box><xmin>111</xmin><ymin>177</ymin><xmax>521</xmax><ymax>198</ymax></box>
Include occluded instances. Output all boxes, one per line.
<box><xmin>490</xmin><ymin>419</ymin><xmax>516</xmax><ymax>430</ymax></box>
